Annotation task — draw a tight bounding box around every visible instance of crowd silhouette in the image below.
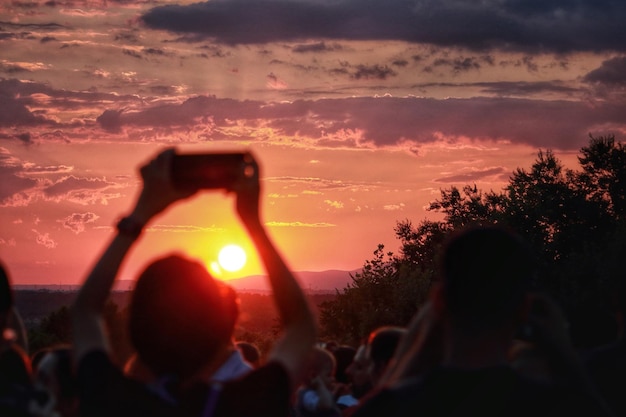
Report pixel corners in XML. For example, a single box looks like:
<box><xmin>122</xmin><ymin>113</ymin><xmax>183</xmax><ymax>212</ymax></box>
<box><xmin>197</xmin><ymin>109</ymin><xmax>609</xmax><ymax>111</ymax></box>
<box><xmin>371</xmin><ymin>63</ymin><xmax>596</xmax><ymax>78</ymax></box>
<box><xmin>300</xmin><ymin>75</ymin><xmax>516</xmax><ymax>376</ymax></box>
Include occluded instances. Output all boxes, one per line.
<box><xmin>1</xmin><ymin>149</ymin><xmax>624</xmax><ymax>416</ymax></box>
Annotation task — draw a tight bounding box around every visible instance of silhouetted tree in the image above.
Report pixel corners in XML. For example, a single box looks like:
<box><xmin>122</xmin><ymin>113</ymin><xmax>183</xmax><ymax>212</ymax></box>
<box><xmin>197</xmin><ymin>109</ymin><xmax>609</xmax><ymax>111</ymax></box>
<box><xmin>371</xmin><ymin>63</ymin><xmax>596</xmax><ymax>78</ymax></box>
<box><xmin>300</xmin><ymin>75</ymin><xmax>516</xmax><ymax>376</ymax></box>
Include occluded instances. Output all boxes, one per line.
<box><xmin>320</xmin><ymin>135</ymin><xmax>626</xmax><ymax>347</ymax></box>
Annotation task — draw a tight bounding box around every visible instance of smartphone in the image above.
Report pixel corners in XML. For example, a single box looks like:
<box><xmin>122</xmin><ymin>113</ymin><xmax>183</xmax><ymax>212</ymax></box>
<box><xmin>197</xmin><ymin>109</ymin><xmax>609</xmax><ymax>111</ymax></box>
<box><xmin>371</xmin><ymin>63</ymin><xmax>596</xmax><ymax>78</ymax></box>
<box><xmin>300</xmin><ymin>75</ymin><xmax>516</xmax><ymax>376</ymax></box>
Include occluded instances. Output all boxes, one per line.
<box><xmin>170</xmin><ymin>152</ymin><xmax>255</xmax><ymax>190</ymax></box>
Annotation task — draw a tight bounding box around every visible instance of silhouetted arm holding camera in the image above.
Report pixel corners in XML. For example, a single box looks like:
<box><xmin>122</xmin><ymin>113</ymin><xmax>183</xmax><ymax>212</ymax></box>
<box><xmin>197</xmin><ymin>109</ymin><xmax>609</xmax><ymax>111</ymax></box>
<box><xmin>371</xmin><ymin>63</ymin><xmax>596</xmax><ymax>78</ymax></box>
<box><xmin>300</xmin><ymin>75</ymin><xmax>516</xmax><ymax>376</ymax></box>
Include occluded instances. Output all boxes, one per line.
<box><xmin>235</xmin><ymin>158</ymin><xmax>317</xmax><ymax>391</ymax></box>
<box><xmin>72</xmin><ymin>149</ymin><xmax>196</xmax><ymax>366</ymax></box>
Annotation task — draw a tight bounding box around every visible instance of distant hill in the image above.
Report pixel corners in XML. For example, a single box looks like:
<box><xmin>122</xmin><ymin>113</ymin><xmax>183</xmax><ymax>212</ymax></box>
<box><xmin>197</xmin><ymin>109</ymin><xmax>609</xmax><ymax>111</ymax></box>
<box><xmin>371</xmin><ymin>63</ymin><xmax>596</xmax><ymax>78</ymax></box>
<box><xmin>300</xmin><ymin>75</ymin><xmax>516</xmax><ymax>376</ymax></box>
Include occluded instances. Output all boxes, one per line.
<box><xmin>228</xmin><ymin>269</ymin><xmax>358</xmax><ymax>293</ymax></box>
<box><xmin>14</xmin><ymin>269</ymin><xmax>359</xmax><ymax>294</ymax></box>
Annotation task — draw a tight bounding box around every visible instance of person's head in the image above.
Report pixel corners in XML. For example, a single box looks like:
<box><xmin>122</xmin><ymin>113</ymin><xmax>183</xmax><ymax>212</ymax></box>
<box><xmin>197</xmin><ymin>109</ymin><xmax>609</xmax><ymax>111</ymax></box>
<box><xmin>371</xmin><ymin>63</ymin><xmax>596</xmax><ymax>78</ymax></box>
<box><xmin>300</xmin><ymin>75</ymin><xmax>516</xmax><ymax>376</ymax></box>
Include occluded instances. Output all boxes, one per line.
<box><xmin>305</xmin><ymin>346</ymin><xmax>336</xmax><ymax>389</ymax></box>
<box><xmin>332</xmin><ymin>345</ymin><xmax>356</xmax><ymax>385</ymax></box>
<box><xmin>236</xmin><ymin>341</ymin><xmax>261</xmax><ymax>368</ymax></box>
<box><xmin>439</xmin><ymin>225</ymin><xmax>534</xmax><ymax>332</ymax></box>
<box><xmin>367</xmin><ymin>326</ymin><xmax>406</xmax><ymax>385</ymax></box>
<box><xmin>129</xmin><ymin>254</ymin><xmax>238</xmax><ymax>379</ymax></box>
<box><xmin>345</xmin><ymin>344</ymin><xmax>373</xmax><ymax>398</ymax></box>
<box><xmin>0</xmin><ymin>261</ymin><xmax>14</xmax><ymax>331</ymax></box>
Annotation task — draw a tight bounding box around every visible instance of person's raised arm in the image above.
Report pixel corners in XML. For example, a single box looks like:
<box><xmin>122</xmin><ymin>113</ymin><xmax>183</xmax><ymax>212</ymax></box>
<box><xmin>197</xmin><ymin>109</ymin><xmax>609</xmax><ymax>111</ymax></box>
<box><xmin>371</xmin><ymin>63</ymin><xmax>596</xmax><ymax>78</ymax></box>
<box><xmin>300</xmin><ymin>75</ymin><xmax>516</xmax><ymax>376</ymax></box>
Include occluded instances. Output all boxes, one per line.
<box><xmin>71</xmin><ymin>149</ymin><xmax>196</xmax><ymax>366</ymax></box>
<box><xmin>235</xmin><ymin>156</ymin><xmax>317</xmax><ymax>390</ymax></box>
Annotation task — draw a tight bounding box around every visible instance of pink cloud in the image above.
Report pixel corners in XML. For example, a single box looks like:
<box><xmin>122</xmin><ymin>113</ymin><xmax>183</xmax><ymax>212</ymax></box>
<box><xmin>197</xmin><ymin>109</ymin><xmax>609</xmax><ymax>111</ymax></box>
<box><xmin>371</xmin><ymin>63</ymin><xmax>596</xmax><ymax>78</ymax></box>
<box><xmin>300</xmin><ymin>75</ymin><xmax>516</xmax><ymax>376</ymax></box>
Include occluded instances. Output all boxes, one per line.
<box><xmin>32</xmin><ymin>229</ymin><xmax>57</xmax><ymax>249</ymax></box>
<box><xmin>59</xmin><ymin>212</ymin><xmax>100</xmax><ymax>234</ymax></box>
<box><xmin>43</xmin><ymin>176</ymin><xmax>112</xmax><ymax>197</ymax></box>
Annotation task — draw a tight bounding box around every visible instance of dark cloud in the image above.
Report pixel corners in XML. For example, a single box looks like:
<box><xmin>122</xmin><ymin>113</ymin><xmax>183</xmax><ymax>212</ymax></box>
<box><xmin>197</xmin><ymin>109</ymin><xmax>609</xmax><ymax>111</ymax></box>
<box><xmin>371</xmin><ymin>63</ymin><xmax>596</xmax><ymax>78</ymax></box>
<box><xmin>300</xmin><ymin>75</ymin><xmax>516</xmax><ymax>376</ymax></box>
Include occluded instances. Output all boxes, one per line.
<box><xmin>40</xmin><ymin>36</ymin><xmax>57</xmax><ymax>43</ymax></box>
<box><xmin>0</xmin><ymin>20</ymin><xmax>64</xmax><ymax>32</ymax></box>
<box><xmin>0</xmin><ymin>63</ymin><xmax>30</xmax><ymax>74</ymax></box>
<box><xmin>583</xmin><ymin>56</ymin><xmax>626</xmax><ymax>86</ymax></box>
<box><xmin>96</xmin><ymin>109</ymin><xmax>124</xmax><ymax>133</ymax></box>
<box><xmin>141</xmin><ymin>0</ymin><xmax>626</xmax><ymax>53</ymax></box>
<box><xmin>149</xmin><ymin>85</ymin><xmax>180</xmax><ymax>95</ymax></box>
<box><xmin>198</xmin><ymin>44</ymin><xmax>230</xmax><ymax>58</ymax></box>
<box><xmin>0</xmin><ymin>79</ymin><xmax>140</xmax><ymax>130</ymax></box>
<box><xmin>16</xmin><ymin>132</ymin><xmax>33</xmax><ymax>145</ymax></box>
<box><xmin>114</xmin><ymin>32</ymin><xmax>140</xmax><ymax>43</ymax></box>
<box><xmin>476</xmin><ymin>81</ymin><xmax>580</xmax><ymax>97</ymax></box>
<box><xmin>352</xmin><ymin>64</ymin><xmax>397</xmax><ymax>80</ymax></box>
<box><xmin>392</xmin><ymin>59</ymin><xmax>409</xmax><ymax>67</ymax></box>
<box><xmin>122</xmin><ymin>49</ymin><xmax>143</xmax><ymax>59</ymax></box>
<box><xmin>94</xmin><ymin>94</ymin><xmax>626</xmax><ymax>151</ymax></box>
<box><xmin>433</xmin><ymin>57</ymin><xmax>481</xmax><ymax>72</ymax></box>
<box><xmin>292</xmin><ymin>42</ymin><xmax>342</xmax><ymax>53</ymax></box>
<box><xmin>0</xmin><ymin>95</ymin><xmax>51</xmax><ymax>127</ymax></box>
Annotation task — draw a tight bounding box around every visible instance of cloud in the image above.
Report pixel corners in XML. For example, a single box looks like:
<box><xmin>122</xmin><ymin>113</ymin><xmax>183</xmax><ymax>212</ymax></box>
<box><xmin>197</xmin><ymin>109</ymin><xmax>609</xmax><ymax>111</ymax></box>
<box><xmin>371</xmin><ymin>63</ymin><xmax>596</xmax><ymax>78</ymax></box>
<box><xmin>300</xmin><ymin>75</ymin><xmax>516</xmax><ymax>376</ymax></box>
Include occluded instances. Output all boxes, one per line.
<box><xmin>292</xmin><ymin>42</ymin><xmax>343</xmax><ymax>53</ymax></box>
<box><xmin>0</xmin><ymin>153</ymin><xmax>38</xmax><ymax>206</ymax></box>
<box><xmin>352</xmin><ymin>64</ymin><xmax>397</xmax><ymax>80</ymax></box>
<box><xmin>433</xmin><ymin>57</ymin><xmax>483</xmax><ymax>73</ymax></box>
<box><xmin>60</xmin><ymin>212</ymin><xmax>100</xmax><ymax>234</ymax></box>
<box><xmin>43</xmin><ymin>176</ymin><xmax>112</xmax><ymax>197</ymax></box>
<box><xmin>0</xmin><ymin>93</ymin><xmax>53</xmax><ymax>128</ymax></box>
<box><xmin>32</xmin><ymin>229</ymin><xmax>57</xmax><ymax>249</ymax></box>
<box><xmin>92</xmin><ymin>94</ymin><xmax>626</xmax><ymax>151</ymax></box>
<box><xmin>324</xmin><ymin>199</ymin><xmax>344</xmax><ymax>209</ymax></box>
<box><xmin>383</xmin><ymin>203</ymin><xmax>406</xmax><ymax>211</ymax></box>
<box><xmin>583</xmin><ymin>56</ymin><xmax>626</xmax><ymax>86</ymax></box>
<box><xmin>146</xmin><ymin>225</ymin><xmax>225</xmax><ymax>233</ymax></box>
<box><xmin>434</xmin><ymin>167</ymin><xmax>506</xmax><ymax>183</ymax></box>
<box><xmin>0</xmin><ymin>238</ymin><xmax>16</xmax><ymax>247</ymax></box>
<box><xmin>141</xmin><ymin>0</ymin><xmax>626</xmax><ymax>53</ymax></box>
<box><xmin>0</xmin><ymin>79</ymin><xmax>140</xmax><ymax>133</ymax></box>
<box><xmin>476</xmin><ymin>81</ymin><xmax>580</xmax><ymax>97</ymax></box>
<box><xmin>265</xmin><ymin>221</ymin><xmax>335</xmax><ymax>227</ymax></box>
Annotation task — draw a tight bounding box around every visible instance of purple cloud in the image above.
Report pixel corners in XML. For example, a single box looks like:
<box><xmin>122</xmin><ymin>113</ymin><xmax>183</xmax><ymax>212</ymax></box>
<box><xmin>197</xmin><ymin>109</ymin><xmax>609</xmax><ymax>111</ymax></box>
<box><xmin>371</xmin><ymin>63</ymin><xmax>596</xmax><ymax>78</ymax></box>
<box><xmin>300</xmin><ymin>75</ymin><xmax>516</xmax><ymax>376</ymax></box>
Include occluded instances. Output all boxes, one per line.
<box><xmin>141</xmin><ymin>0</ymin><xmax>626</xmax><ymax>53</ymax></box>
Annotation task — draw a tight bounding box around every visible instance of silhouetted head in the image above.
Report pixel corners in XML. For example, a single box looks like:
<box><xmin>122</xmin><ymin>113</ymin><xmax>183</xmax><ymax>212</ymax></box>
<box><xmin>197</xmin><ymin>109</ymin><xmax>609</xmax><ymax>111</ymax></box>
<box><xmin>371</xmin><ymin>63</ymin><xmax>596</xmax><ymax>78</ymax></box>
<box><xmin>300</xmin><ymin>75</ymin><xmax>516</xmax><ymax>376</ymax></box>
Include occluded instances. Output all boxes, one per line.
<box><xmin>305</xmin><ymin>346</ymin><xmax>336</xmax><ymax>389</ymax></box>
<box><xmin>0</xmin><ymin>261</ymin><xmax>14</xmax><ymax>315</ymax></box>
<box><xmin>332</xmin><ymin>345</ymin><xmax>356</xmax><ymax>385</ymax></box>
<box><xmin>345</xmin><ymin>344</ymin><xmax>374</xmax><ymax>398</ymax></box>
<box><xmin>440</xmin><ymin>225</ymin><xmax>534</xmax><ymax>329</ymax></box>
<box><xmin>129</xmin><ymin>254</ymin><xmax>238</xmax><ymax>379</ymax></box>
<box><xmin>367</xmin><ymin>326</ymin><xmax>405</xmax><ymax>384</ymax></box>
<box><xmin>368</xmin><ymin>326</ymin><xmax>405</xmax><ymax>367</ymax></box>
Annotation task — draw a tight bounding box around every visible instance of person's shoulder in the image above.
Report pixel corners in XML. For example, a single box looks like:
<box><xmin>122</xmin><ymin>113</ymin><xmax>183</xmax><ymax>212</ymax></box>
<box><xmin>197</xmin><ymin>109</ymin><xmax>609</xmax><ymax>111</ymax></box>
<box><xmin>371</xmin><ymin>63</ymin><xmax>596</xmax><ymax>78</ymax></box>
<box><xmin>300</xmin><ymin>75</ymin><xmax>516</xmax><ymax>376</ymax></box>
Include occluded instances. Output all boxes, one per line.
<box><xmin>215</xmin><ymin>361</ymin><xmax>291</xmax><ymax>417</ymax></box>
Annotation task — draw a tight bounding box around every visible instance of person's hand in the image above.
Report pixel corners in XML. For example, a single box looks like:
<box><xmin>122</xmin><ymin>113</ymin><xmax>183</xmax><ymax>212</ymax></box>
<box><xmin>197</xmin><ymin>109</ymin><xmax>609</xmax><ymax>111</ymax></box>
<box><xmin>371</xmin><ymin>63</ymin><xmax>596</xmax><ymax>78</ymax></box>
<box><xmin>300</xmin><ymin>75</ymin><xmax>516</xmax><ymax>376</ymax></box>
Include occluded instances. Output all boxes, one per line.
<box><xmin>131</xmin><ymin>148</ymin><xmax>198</xmax><ymax>223</ymax></box>
<box><xmin>233</xmin><ymin>153</ymin><xmax>261</xmax><ymax>228</ymax></box>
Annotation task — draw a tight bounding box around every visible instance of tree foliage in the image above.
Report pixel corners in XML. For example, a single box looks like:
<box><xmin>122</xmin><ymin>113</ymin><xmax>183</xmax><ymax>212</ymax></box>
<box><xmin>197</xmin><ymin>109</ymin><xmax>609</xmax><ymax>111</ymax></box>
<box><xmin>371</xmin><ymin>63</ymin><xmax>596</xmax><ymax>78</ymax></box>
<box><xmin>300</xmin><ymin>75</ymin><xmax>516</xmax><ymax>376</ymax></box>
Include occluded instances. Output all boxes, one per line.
<box><xmin>320</xmin><ymin>135</ymin><xmax>626</xmax><ymax>347</ymax></box>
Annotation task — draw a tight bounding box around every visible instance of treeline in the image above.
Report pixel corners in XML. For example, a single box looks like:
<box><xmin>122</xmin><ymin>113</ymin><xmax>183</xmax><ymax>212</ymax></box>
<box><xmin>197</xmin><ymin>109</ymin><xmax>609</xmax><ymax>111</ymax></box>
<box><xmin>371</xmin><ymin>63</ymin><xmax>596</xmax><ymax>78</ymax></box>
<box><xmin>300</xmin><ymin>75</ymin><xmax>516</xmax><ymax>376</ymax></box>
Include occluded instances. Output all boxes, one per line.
<box><xmin>18</xmin><ymin>290</ymin><xmax>335</xmax><ymax>361</ymax></box>
<box><xmin>320</xmin><ymin>135</ymin><xmax>626</xmax><ymax>348</ymax></box>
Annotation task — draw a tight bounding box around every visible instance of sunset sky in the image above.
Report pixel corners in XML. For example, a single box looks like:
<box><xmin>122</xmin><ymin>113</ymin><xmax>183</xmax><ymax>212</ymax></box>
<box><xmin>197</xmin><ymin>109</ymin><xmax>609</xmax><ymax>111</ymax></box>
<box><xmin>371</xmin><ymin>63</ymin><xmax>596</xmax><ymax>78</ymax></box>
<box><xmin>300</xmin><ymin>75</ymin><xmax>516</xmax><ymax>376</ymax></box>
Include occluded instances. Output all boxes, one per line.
<box><xmin>1</xmin><ymin>0</ymin><xmax>626</xmax><ymax>285</ymax></box>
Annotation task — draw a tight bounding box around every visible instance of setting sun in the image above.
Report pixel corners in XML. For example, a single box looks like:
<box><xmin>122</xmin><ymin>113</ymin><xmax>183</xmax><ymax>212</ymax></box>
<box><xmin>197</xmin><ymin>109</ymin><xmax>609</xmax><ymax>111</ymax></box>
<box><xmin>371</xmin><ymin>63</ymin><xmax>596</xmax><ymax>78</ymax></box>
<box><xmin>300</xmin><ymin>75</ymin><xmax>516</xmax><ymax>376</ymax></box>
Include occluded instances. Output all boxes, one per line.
<box><xmin>218</xmin><ymin>244</ymin><xmax>247</xmax><ymax>272</ymax></box>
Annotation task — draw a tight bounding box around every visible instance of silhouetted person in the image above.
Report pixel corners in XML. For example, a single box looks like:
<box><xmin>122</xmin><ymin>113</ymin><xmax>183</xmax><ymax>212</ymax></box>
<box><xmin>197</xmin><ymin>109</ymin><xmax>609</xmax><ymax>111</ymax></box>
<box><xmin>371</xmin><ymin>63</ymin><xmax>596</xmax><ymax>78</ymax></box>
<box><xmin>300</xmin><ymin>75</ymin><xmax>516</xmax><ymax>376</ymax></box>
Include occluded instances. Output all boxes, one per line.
<box><xmin>1</xmin><ymin>261</ymin><xmax>52</xmax><ymax>417</ymax></box>
<box><xmin>331</xmin><ymin>345</ymin><xmax>356</xmax><ymax>395</ymax></box>
<box><xmin>71</xmin><ymin>149</ymin><xmax>317</xmax><ymax>417</ymax></box>
<box><xmin>367</xmin><ymin>326</ymin><xmax>405</xmax><ymax>387</ymax></box>
<box><xmin>353</xmin><ymin>225</ymin><xmax>612</xmax><ymax>417</ymax></box>
<box><xmin>339</xmin><ymin>342</ymin><xmax>373</xmax><ymax>413</ymax></box>
<box><xmin>34</xmin><ymin>346</ymin><xmax>78</xmax><ymax>417</ymax></box>
<box><xmin>294</xmin><ymin>346</ymin><xmax>341</xmax><ymax>417</ymax></box>
<box><xmin>582</xmin><ymin>278</ymin><xmax>626</xmax><ymax>417</ymax></box>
